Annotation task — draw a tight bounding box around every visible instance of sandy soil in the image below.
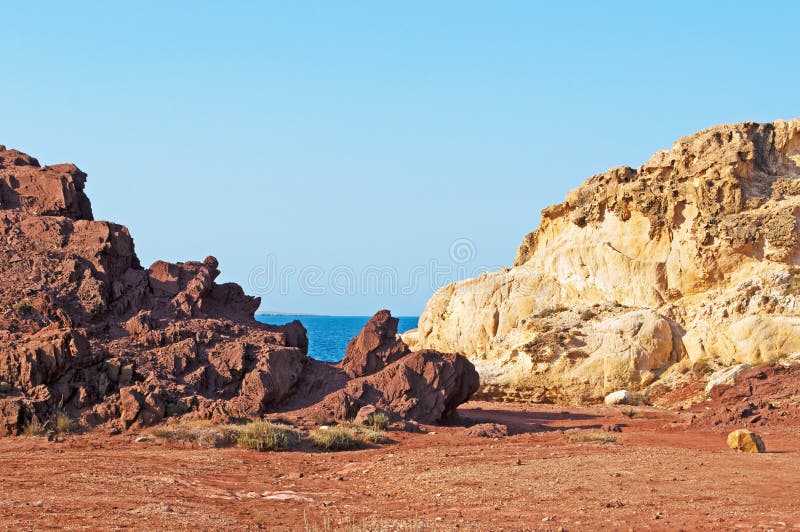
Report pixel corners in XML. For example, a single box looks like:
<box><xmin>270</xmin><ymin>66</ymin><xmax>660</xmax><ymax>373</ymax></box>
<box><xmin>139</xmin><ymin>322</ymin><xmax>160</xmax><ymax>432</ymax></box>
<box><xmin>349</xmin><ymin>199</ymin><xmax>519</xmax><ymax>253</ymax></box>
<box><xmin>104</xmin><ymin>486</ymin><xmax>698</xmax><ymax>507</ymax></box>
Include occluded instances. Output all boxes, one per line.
<box><xmin>1</xmin><ymin>401</ymin><xmax>798</xmax><ymax>531</ymax></box>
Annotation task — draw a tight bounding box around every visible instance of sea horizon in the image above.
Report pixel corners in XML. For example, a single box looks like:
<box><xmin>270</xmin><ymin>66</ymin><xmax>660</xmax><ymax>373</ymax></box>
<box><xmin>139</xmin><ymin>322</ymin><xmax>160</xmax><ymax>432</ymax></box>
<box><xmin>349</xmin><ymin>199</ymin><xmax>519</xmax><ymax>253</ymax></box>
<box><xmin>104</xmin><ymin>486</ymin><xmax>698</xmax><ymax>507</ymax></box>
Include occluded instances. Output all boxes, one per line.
<box><xmin>256</xmin><ymin>313</ymin><xmax>419</xmax><ymax>362</ymax></box>
<box><xmin>257</xmin><ymin>311</ymin><xmax>420</xmax><ymax>318</ymax></box>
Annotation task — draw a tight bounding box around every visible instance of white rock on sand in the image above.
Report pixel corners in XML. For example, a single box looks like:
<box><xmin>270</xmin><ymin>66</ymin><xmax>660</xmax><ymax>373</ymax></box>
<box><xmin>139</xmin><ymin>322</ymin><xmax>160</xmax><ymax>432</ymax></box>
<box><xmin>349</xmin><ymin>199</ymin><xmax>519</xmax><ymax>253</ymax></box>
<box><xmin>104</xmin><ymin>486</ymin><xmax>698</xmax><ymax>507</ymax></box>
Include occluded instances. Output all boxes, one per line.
<box><xmin>604</xmin><ymin>390</ymin><xmax>632</xmax><ymax>406</ymax></box>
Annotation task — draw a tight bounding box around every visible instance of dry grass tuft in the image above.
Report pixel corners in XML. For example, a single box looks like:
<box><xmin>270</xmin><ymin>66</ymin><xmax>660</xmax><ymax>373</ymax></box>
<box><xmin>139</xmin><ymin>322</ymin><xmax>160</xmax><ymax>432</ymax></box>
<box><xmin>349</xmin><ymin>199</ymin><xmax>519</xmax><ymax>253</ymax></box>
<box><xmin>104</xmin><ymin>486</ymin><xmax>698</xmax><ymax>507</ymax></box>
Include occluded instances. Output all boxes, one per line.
<box><xmin>152</xmin><ymin>424</ymin><xmax>239</xmax><ymax>448</ymax></box>
<box><xmin>310</xmin><ymin>427</ymin><xmax>364</xmax><ymax>451</ymax></box>
<box><xmin>23</xmin><ymin>418</ymin><xmax>47</xmax><ymax>437</ymax></box>
<box><xmin>367</xmin><ymin>412</ymin><xmax>389</xmax><ymax>431</ymax></box>
<box><xmin>565</xmin><ymin>431</ymin><xmax>617</xmax><ymax>443</ymax></box>
<box><xmin>236</xmin><ymin>421</ymin><xmax>300</xmax><ymax>452</ymax></box>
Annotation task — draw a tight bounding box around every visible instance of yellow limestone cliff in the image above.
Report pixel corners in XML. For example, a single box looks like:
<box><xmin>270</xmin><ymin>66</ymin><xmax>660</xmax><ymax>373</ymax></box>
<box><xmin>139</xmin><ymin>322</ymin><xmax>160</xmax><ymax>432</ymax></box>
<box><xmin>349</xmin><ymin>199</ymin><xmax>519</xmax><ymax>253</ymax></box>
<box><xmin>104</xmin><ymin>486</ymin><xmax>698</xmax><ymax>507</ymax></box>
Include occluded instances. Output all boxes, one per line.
<box><xmin>404</xmin><ymin>119</ymin><xmax>800</xmax><ymax>403</ymax></box>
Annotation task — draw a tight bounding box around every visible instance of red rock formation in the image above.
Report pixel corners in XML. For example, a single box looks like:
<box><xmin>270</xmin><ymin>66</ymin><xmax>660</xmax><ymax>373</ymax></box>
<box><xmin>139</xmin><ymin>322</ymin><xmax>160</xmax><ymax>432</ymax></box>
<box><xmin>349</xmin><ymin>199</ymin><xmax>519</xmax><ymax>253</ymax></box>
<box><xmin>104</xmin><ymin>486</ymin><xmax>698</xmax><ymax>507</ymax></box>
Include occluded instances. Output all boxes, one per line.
<box><xmin>0</xmin><ymin>146</ymin><xmax>308</xmax><ymax>434</ymax></box>
<box><xmin>317</xmin><ymin>349</ymin><xmax>480</xmax><ymax>424</ymax></box>
<box><xmin>0</xmin><ymin>145</ymin><xmax>479</xmax><ymax>435</ymax></box>
<box><xmin>340</xmin><ymin>309</ymin><xmax>409</xmax><ymax>377</ymax></box>
<box><xmin>690</xmin><ymin>362</ymin><xmax>800</xmax><ymax>430</ymax></box>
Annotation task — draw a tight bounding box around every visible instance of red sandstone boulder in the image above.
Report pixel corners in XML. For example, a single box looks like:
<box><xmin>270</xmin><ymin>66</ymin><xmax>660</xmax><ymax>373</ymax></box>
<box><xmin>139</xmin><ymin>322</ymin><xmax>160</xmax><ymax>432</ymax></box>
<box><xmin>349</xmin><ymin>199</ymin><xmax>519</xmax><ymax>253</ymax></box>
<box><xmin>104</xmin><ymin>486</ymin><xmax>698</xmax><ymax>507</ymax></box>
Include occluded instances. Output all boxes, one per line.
<box><xmin>317</xmin><ymin>349</ymin><xmax>480</xmax><ymax>424</ymax></box>
<box><xmin>340</xmin><ymin>310</ymin><xmax>409</xmax><ymax>377</ymax></box>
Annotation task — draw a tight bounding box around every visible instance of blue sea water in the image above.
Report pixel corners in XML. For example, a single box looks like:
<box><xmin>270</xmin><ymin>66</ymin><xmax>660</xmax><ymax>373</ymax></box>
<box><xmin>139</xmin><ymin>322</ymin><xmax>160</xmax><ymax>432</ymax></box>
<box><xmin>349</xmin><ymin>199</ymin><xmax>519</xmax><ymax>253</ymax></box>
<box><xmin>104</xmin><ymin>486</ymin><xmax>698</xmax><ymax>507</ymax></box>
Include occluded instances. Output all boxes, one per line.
<box><xmin>255</xmin><ymin>314</ymin><xmax>419</xmax><ymax>363</ymax></box>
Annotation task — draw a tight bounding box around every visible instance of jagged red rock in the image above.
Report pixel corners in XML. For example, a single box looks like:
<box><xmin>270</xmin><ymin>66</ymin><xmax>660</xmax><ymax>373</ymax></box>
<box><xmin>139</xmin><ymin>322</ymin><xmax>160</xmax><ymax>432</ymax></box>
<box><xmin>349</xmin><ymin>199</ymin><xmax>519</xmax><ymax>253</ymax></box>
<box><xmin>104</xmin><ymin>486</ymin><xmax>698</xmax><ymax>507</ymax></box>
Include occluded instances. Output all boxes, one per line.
<box><xmin>0</xmin><ymin>145</ymin><xmax>479</xmax><ymax>435</ymax></box>
<box><xmin>340</xmin><ymin>309</ymin><xmax>409</xmax><ymax>377</ymax></box>
<box><xmin>0</xmin><ymin>146</ymin><xmax>308</xmax><ymax>434</ymax></box>
<box><xmin>317</xmin><ymin>349</ymin><xmax>480</xmax><ymax>424</ymax></box>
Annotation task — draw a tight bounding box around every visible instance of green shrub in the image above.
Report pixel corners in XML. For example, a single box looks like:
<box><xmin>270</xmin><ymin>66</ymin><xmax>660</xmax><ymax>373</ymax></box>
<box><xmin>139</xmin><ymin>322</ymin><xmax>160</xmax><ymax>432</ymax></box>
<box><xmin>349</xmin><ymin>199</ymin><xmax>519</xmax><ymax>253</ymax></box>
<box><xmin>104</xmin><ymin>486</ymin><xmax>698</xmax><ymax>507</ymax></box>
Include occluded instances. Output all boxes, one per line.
<box><xmin>310</xmin><ymin>427</ymin><xmax>363</xmax><ymax>451</ymax></box>
<box><xmin>367</xmin><ymin>412</ymin><xmax>389</xmax><ymax>431</ymax></box>
<box><xmin>236</xmin><ymin>421</ymin><xmax>300</xmax><ymax>452</ymax></box>
<box><xmin>362</xmin><ymin>429</ymin><xmax>388</xmax><ymax>444</ymax></box>
<box><xmin>53</xmin><ymin>411</ymin><xmax>76</xmax><ymax>435</ymax></box>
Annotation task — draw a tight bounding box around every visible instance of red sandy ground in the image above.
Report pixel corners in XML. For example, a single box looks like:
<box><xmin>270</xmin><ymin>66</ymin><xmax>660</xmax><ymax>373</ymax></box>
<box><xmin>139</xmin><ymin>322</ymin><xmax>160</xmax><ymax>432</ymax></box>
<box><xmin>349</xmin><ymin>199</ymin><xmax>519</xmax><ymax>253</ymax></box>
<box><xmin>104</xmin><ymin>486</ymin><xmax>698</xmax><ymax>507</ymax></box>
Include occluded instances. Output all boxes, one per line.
<box><xmin>1</xmin><ymin>401</ymin><xmax>798</xmax><ymax>531</ymax></box>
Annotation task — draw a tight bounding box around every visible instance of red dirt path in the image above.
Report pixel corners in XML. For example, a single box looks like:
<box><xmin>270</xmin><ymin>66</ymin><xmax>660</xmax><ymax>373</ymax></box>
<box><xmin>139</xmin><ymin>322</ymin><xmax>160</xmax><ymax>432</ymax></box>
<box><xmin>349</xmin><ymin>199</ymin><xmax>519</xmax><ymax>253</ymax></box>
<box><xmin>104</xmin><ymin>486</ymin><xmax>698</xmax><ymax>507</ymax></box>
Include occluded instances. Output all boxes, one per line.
<box><xmin>1</xmin><ymin>401</ymin><xmax>798</xmax><ymax>531</ymax></box>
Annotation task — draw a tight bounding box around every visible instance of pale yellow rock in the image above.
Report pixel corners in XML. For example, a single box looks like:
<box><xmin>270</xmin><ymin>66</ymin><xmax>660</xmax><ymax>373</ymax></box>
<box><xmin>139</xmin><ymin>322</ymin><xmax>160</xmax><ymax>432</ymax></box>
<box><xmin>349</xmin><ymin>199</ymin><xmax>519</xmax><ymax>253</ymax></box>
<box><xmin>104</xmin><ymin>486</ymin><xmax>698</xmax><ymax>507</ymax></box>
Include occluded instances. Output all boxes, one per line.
<box><xmin>407</xmin><ymin>119</ymin><xmax>800</xmax><ymax>402</ymax></box>
<box><xmin>726</xmin><ymin>429</ymin><xmax>766</xmax><ymax>453</ymax></box>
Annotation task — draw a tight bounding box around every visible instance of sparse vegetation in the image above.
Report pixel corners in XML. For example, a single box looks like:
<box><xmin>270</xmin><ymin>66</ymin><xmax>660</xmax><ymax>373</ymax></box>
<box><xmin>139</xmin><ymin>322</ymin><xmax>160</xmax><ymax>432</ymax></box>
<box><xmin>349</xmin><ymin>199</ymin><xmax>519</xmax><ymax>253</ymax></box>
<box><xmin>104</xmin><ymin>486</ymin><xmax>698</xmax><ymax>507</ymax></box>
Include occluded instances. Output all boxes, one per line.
<box><xmin>786</xmin><ymin>275</ymin><xmax>800</xmax><ymax>295</ymax></box>
<box><xmin>565</xmin><ymin>431</ymin><xmax>617</xmax><ymax>443</ymax></box>
<box><xmin>361</xmin><ymin>428</ymin><xmax>389</xmax><ymax>444</ymax></box>
<box><xmin>253</xmin><ymin>511</ymin><xmax>269</xmax><ymax>528</ymax></box>
<box><xmin>692</xmin><ymin>359</ymin><xmax>713</xmax><ymax>375</ymax></box>
<box><xmin>533</xmin><ymin>305</ymin><xmax>568</xmax><ymax>319</ymax></box>
<box><xmin>310</xmin><ymin>427</ymin><xmax>364</xmax><ymax>451</ymax></box>
<box><xmin>367</xmin><ymin>412</ymin><xmax>389</xmax><ymax>431</ymax></box>
<box><xmin>579</xmin><ymin>308</ymin><xmax>596</xmax><ymax>320</ymax></box>
<box><xmin>236</xmin><ymin>420</ymin><xmax>300</xmax><ymax>452</ymax></box>
<box><xmin>311</xmin><ymin>411</ymin><xmax>334</xmax><ymax>426</ymax></box>
<box><xmin>53</xmin><ymin>410</ymin><xmax>77</xmax><ymax>435</ymax></box>
<box><xmin>0</xmin><ymin>381</ymin><xmax>12</xmax><ymax>394</ymax></box>
<box><xmin>152</xmin><ymin>423</ymin><xmax>238</xmax><ymax>448</ymax></box>
<box><xmin>23</xmin><ymin>418</ymin><xmax>47</xmax><ymax>437</ymax></box>
<box><xmin>621</xmin><ymin>407</ymin><xmax>637</xmax><ymax>419</ymax></box>
<box><xmin>21</xmin><ymin>410</ymin><xmax>77</xmax><ymax>437</ymax></box>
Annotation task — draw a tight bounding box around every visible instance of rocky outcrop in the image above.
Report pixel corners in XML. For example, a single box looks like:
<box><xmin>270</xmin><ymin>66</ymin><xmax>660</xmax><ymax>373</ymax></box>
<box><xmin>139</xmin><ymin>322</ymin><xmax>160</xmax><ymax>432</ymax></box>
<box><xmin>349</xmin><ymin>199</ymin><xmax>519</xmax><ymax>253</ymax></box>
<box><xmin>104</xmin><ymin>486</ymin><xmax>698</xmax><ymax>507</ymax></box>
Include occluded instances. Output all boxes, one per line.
<box><xmin>316</xmin><ymin>349</ymin><xmax>479</xmax><ymax>424</ymax></box>
<box><xmin>0</xmin><ymin>145</ymin><xmax>309</xmax><ymax>434</ymax></box>
<box><xmin>340</xmin><ymin>310</ymin><xmax>409</xmax><ymax>377</ymax></box>
<box><xmin>691</xmin><ymin>361</ymin><xmax>800</xmax><ymax>429</ymax></box>
<box><xmin>0</xmin><ymin>145</ymin><xmax>479</xmax><ymax>436</ymax></box>
<box><xmin>406</xmin><ymin>119</ymin><xmax>800</xmax><ymax>403</ymax></box>
<box><xmin>0</xmin><ymin>148</ymin><xmax>92</xmax><ymax>219</ymax></box>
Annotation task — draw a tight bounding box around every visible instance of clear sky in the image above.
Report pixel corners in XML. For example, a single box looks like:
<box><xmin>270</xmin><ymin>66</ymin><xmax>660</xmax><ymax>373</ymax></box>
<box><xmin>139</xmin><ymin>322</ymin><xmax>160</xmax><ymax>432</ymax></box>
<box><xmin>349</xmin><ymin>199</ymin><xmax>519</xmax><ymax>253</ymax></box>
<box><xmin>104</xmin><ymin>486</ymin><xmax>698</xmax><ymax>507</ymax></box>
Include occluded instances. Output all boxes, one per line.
<box><xmin>2</xmin><ymin>1</ymin><xmax>798</xmax><ymax>315</ymax></box>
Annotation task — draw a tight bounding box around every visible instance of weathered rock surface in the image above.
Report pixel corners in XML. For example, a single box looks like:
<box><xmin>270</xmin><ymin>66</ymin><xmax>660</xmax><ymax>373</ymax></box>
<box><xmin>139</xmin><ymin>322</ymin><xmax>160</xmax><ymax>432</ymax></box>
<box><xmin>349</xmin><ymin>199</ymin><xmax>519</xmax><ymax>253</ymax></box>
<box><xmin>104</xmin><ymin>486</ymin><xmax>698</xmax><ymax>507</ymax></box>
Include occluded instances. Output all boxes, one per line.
<box><xmin>464</xmin><ymin>422</ymin><xmax>508</xmax><ymax>438</ymax></box>
<box><xmin>690</xmin><ymin>361</ymin><xmax>800</xmax><ymax>429</ymax></box>
<box><xmin>316</xmin><ymin>349</ymin><xmax>480</xmax><ymax>424</ymax></box>
<box><xmin>0</xmin><ymin>145</ymin><xmax>480</xmax><ymax>435</ymax></box>
<box><xmin>340</xmin><ymin>310</ymin><xmax>409</xmax><ymax>377</ymax></box>
<box><xmin>406</xmin><ymin>119</ymin><xmax>800</xmax><ymax>402</ymax></box>
<box><xmin>353</xmin><ymin>404</ymin><xmax>381</xmax><ymax>425</ymax></box>
<box><xmin>0</xmin><ymin>146</ymin><xmax>309</xmax><ymax>434</ymax></box>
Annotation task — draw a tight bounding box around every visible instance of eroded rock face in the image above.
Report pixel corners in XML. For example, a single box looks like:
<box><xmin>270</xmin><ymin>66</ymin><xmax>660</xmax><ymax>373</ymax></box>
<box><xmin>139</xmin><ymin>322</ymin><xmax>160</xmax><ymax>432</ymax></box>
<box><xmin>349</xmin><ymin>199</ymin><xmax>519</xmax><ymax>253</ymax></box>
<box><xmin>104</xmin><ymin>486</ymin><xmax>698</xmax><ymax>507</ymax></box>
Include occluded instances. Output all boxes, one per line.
<box><xmin>0</xmin><ymin>145</ymin><xmax>308</xmax><ymax>434</ymax></box>
<box><xmin>340</xmin><ymin>310</ymin><xmax>409</xmax><ymax>377</ymax></box>
<box><xmin>317</xmin><ymin>349</ymin><xmax>479</xmax><ymax>424</ymax></box>
<box><xmin>406</xmin><ymin>119</ymin><xmax>800</xmax><ymax>402</ymax></box>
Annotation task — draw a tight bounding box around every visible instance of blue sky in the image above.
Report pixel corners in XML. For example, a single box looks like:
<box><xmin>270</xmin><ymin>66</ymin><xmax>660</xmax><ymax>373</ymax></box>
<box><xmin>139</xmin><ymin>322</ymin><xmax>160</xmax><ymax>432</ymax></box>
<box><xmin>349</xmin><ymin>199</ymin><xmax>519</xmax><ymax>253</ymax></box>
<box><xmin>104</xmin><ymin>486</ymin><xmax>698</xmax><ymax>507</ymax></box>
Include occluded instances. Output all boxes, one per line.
<box><xmin>2</xmin><ymin>1</ymin><xmax>798</xmax><ymax>315</ymax></box>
